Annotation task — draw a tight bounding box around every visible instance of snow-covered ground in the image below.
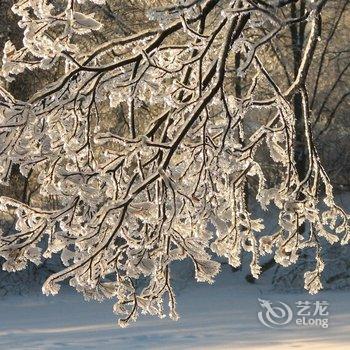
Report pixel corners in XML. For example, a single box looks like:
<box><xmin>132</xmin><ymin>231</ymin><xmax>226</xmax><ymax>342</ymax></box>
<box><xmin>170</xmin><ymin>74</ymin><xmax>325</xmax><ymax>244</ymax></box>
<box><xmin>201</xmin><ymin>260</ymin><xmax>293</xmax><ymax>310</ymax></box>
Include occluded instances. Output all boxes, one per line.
<box><xmin>0</xmin><ymin>264</ymin><xmax>349</xmax><ymax>350</ymax></box>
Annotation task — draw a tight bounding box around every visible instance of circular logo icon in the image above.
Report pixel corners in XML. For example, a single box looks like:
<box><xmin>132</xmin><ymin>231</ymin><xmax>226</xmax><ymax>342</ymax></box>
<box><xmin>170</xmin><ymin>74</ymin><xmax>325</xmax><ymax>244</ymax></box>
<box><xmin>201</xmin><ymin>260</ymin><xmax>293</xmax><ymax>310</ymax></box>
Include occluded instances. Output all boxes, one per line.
<box><xmin>258</xmin><ymin>298</ymin><xmax>293</xmax><ymax>328</ymax></box>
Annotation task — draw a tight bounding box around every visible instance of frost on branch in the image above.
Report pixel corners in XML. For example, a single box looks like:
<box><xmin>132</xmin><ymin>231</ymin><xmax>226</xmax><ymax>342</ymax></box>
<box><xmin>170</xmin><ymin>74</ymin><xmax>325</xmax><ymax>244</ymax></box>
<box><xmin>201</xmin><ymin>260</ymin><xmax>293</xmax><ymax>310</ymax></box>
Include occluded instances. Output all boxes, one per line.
<box><xmin>2</xmin><ymin>0</ymin><xmax>103</xmax><ymax>81</ymax></box>
<box><xmin>0</xmin><ymin>0</ymin><xmax>349</xmax><ymax>327</ymax></box>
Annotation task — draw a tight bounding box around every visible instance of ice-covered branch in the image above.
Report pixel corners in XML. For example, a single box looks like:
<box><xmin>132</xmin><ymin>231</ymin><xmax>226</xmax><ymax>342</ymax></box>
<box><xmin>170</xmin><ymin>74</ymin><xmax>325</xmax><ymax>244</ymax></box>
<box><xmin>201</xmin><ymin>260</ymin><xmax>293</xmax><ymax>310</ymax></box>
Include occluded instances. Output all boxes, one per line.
<box><xmin>0</xmin><ymin>0</ymin><xmax>348</xmax><ymax>326</ymax></box>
